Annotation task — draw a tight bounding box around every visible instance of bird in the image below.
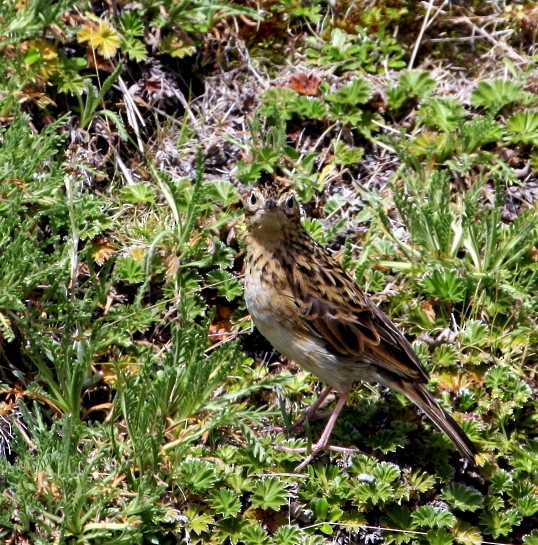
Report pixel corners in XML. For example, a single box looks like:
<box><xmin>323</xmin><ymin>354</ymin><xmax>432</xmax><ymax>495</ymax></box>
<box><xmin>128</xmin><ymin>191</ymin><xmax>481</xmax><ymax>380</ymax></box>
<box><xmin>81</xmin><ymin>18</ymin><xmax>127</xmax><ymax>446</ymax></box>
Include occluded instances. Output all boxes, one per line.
<box><xmin>242</xmin><ymin>180</ymin><xmax>476</xmax><ymax>471</ymax></box>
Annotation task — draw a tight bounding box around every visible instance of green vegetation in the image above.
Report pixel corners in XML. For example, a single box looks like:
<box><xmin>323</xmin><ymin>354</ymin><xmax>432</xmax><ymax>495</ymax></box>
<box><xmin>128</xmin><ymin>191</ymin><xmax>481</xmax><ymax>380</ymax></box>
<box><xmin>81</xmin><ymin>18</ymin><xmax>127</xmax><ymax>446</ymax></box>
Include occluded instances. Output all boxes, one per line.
<box><xmin>0</xmin><ymin>0</ymin><xmax>537</xmax><ymax>543</ymax></box>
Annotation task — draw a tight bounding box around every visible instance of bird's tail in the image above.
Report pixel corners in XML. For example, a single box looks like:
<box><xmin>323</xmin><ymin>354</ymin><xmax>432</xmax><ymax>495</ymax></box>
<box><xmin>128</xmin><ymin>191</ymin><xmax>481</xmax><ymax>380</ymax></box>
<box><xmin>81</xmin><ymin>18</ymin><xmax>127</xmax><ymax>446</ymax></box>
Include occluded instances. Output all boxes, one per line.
<box><xmin>394</xmin><ymin>380</ymin><xmax>476</xmax><ymax>463</ymax></box>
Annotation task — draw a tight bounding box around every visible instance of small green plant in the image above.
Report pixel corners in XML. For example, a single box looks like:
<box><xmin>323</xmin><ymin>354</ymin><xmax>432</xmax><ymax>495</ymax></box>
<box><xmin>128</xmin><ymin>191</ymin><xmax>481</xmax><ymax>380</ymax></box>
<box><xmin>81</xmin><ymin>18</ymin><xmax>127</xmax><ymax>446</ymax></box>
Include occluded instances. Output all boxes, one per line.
<box><xmin>235</xmin><ymin>108</ymin><xmax>323</xmax><ymax>200</ymax></box>
<box><xmin>416</xmin><ymin>97</ymin><xmax>465</xmax><ymax>131</ymax></box>
<box><xmin>382</xmin><ymin>170</ymin><xmax>458</xmax><ymax>262</ymax></box>
<box><xmin>72</xmin><ymin>63</ymin><xmax>127</xmax><ymax>135</ymax></box>
<box><xmin>506</xmin><ymin>110</ymin><xmax>538</xmax><ymax>144</ymax></box>
<box><xmin>470</xmin><ymin>79</ymin><xmax>535</xmax><ymax>114</ymax></box>
<box><xmin>387</xmin><ymin>69</ymin><xmax>437</xmax><ymax>110</ymax></box>
<box><xmin>379</xmin><ymin>169</ymin><xmax>537</xmax><ymax>323</ymax></box>
<box><xmin>251</xmin><ymin>476</ymin><xmax>289</xmax><ymax>510</ymax></box>
<box><xmin>479</xmin><ymin>510</ymin><xmax>522</xmax><ymax>538</ymax></box>
<box><xmin>0</xmin><ymin>0</ymin><xmax>76</xmax><ymax>113</ymax></box>
<box><xmin>305</xmin><ymin>27</ymin><xmax>406</xmax><ymax>74</ymax></box>
<box><xmin>118</xmin><ymin>12</ymin><xmax>148</xmax><ymax>61</ymax></box>
<box><xmin>419</xmin><ymin>268</ymin><xmax>468</xmax><ymax>303</ymax></box>
<box><xmin>404</xmin><ymin>112</ymin><xmax>503</xmax><ymax>166</ymax></box>
<box><xmin>325</xmin><ymin>77</ymin><xmax>372</xmax><ymax>125</ymax></box>
<box><xmin>257</xmin><ymin>75</ymin><xmax>376</xmax><ymax>144</ymax></box>
<box><xmin>442</xmin><ymin>482</ymin><xmax>484</xmax><ymax>512</ymax></box>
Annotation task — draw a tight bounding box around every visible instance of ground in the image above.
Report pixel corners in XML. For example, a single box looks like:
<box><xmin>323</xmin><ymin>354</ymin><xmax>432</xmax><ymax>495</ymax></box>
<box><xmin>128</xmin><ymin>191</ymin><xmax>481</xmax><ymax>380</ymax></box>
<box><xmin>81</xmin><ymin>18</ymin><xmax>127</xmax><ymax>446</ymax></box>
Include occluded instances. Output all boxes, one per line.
<box><xmin>0</xmin><ymin>1</ymin><xmax>537</xmax><ymax>544</ymax></box>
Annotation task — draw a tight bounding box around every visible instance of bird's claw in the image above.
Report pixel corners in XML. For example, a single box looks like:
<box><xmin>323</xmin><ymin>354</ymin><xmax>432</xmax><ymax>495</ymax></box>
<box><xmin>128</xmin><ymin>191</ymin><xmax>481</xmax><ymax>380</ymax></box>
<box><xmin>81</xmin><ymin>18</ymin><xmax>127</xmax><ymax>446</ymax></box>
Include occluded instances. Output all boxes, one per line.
<box><xmin>274</xmin><ymin>443</ymin><xmax>361</xmax><ymax>472</ymax></box>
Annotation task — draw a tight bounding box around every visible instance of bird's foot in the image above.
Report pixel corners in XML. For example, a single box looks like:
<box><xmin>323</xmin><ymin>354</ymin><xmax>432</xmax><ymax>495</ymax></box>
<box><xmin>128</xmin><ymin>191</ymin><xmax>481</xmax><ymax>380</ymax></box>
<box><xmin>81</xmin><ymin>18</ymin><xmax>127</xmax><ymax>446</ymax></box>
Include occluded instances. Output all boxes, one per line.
<box><xmin>274</xmin><ymin>443</ymin><xmax>361</xmax><ymax>472</ymax></box>
<box><xmin>265</xmin><ymin>409</ymin><xmax>331</xmax><ymax>435</ymax></box>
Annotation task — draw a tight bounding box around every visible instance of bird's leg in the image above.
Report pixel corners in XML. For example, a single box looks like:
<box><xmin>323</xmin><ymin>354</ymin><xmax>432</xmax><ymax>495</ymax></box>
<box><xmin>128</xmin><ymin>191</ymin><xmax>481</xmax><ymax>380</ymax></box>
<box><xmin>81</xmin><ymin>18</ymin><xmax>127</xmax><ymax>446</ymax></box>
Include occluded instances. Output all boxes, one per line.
<box><xmin>275</xmin><ymin>390</ymin><xmax>359</xmax><ymax>471</ymax></box>
<box><xmin>293</xmin><ymin>385</ymin><xmax>334</xmax><ymax>429</ymax></box>
<box><xmin>266</xmin><ymin>385</ymin><xmax>334</xmax><ymax>434</ymax></box>
<box><xmin>294</xmin><ymin>391</ymin><xmax>350</xmax><ymax>471</ymax></box>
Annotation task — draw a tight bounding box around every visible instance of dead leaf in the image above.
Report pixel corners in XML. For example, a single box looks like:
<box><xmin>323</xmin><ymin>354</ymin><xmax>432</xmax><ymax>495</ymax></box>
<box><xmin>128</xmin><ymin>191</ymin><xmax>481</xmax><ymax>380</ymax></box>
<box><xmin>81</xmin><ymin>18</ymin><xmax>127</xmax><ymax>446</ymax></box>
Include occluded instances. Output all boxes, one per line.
<box><xmin>92</xmin><ymin>238</ymin><xmax>115</xmax><ymax>265</ymax></box>
<box><xmin>422</xmin><ymin>300</ymin><xmax>436</xmax><ymax>323</ymax></box>
<box><xmin>288</xmin><ymin>72</ymin><xmax>321</xmax><ymax>96</ymax></box>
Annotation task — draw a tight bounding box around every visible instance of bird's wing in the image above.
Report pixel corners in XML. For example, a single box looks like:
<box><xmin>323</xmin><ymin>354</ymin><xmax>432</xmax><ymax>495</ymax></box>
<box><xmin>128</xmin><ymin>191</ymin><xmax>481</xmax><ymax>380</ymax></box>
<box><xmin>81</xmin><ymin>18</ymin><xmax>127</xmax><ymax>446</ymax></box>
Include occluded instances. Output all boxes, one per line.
<box><xmin>290</xmin><ymin>255</ymin><xmax>429</xmax><ymax>384</ymax></box>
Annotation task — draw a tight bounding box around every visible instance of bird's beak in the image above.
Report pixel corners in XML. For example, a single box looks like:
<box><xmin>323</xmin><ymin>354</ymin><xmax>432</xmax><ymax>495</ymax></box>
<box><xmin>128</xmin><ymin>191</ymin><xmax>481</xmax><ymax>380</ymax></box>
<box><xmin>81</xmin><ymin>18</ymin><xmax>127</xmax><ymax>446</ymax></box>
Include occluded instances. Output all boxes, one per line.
<box><xmin>266</xmin><ymin>198</ymin><xmax>277</xmax><ymax>210</ymax></box>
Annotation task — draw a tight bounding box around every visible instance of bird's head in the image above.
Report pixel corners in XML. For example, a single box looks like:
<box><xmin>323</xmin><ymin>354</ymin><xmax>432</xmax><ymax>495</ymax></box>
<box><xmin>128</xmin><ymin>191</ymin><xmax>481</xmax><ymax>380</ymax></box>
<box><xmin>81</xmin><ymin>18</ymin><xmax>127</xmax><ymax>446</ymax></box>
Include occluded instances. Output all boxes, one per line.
<box><xmin>243</xmin><ymin>182</ymin><xmax>302</xmax><ymax>234</ymax></box>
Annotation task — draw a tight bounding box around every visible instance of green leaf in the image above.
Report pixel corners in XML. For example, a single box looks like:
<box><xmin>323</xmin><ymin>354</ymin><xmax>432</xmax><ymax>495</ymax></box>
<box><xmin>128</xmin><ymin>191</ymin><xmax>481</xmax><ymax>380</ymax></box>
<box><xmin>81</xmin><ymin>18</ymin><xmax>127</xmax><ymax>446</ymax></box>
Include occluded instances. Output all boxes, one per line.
<box><xmin>294</xmin><ymin>96</ymin><xmax>328</xmax><ymax>120</ymax></box>
<box><xmin>251</xmin><ymin>477</ymin><xmax>289</xmax><ymax>511</ymax></box>
<box><xmin>412</xmin><ymin>505</ymin><xmax>456</xmax><ymax>528</ymax></box>
<box><xmin>506</xmin><ymin>110</ymin><xmax>538</xmax><ymax>144</ymax></box>
<box><xmin>442</xmin><ymin>483</ymin><xmax>484</xmax><ymax>512</ymax></box>
<box><xmin>420</xmin><ymin>268</ymin><xmax>467</xmax><ymax>303</ymax></box>
<box><xmin>511</xmin><ymin>439</ymin><xmax>538</xmax><ymax>472</ymax></box>
<box><xmin>353</xmin><ymin>480</ymin><xmax>394</xmax><ymax>506</ymax></box>
<box><xmin>206</xmin><ymin>269</ymin><xmax>243</xmax><ymax>301</ymax></box>
<box><xmin>330</xmin><ymin>27</ymin><xmax>349</xmax><ymax>49</ymax></box>
<box><xmin>470</xmin><ymin>79</ymin><xmax>530</xmax><ymax>113</ymax></box>
<box><xmin>204</xmin><ymin>180</ymin><xmax>240</xmax><ymax>206</ymax></box>
<box><xmin>180</xmin><ymin>459</ymin><xmax>218</xmax><ymax>493</ymax></box>
<box><xmin>242</xmin><ymin>525</ymin><xmax>270</xmax><ymax>545</ymax></box>
<box><xmin>399</xmin><ymin>69</ymin><xmax>436</xmax><ymax>95</ymax></box>
<box><xmin>119</xmin><ymin>12</ymin><xmax>144</xmax><ymax>36</ymax></box>
<box><xmin>122</xmin><ymin>37</ymin><xmax>147</xmax><ymax>61</ymax></box>
<box><xmin>238</xmin><ymin>420</ymin><xmax>267</xmax><ymax>464</ymax></box>
<box><xmin>115</xmin><ymin>256</ymin><xmax>145</xmax><ymax>283</ymax></box>
<box><xmin>186</xmin><ymin>238</ymin><xmax>234</xmax><ymax>269</ymax></box>
<box><xmin>432</xmin><ymin>345</ymin><xmax>459</xmax><ymax>368</ymax></box>
<box><xmin>460</xmin><ymin>115</ymin><xmax>504</xmax><ymax>154</ymax></box>
<box><xmin>209</xmin><ymin>488</ymin><xmax>241</xmax><ymax>518</ymax></box>
<box><xmin>121</xmin><ymin>183</ymin><xmax>156</xmax><ymax>204</ymax></box>
<box><xmin>373</xmin><ymin>462</ymin><xmax>401</xmax><ymax>483</ymax></box>
<box><xmin>274</xmin><ymin>524</ymin><xmax>303</xmax><ymax>545</ymax></box>
<box><xmin>426</xmin><ymin>527</ymin><xmax>454</xmax><ymax>545</ymax></box>
<box><xmin>479</xmin><ymin>509</ymin><xmax>522</xmax><ymax>538</ymax></box>
<box><xmin>217</xmin><ymin>516</ymin><xmax>248</xmax><ymax>542</ymax></box>
<box><xmin>365</xmin><ymin>430</ymin><xmax>405</xmax><ymax>454</ymax></box>
<box><xmin>516</xmin><ymin>495</ymin><xmax>538</xmax><ymax>517</ymax></box>
<box><xmin>332</xmin><ymin>140</ymin><xmax>364</xmax><ymax>166</ymax></box>
<box><xmin>325</xmin><ymin>77</ymin><xmax>371</xmax><ymax>105</ymax></box>
<box><xmin>383</xmin><ymin>504</ymin><xmax>413</xmax><ymax>529</ymax></box>
<box><xmin>523</xmin><ymin>529</ymin><xmax>538</xmax><ymax>545</ymax></box>
<box><xmin>417</xmin><ymin>97</ymin><xmax>464</xmax><ymax>130</ymax></box>
<box><xmin>388</xmin><ymin>170</ymin><xmax>457</xmax><ymax>258</ymax></box>
<box><xmin>484</xmin><ymin>365</ymin><xmax>513</xmax><ymax>390</ymax></box>
<box><xmin>460</xmin><ymin>319</ymin><xmax>489</xmax><ymax>346</ymax></box>
<box><xmin>405</xmin><ymin>470</ymin><xmax>436</xmax><ymax>493</ymax></box>
<box><xmin>185</xmin><ymin>507</ymin><xmax>214</xmax><ymax>535</ymax></box>
<box><xmin>302</xmin><ymin>218</ymin><xmax>325</xmax><ymax>244</ymax></box>
<box><xmin>311</xmin><ymin>497</ymin><xmax>328</xmax><ymax>520</ymax></box>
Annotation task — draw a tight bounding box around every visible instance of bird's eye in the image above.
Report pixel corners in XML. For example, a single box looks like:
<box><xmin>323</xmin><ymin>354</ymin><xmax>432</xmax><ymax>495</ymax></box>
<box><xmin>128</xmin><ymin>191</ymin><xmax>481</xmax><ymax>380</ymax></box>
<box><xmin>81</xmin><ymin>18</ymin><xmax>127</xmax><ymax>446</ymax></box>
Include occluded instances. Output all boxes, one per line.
<box><xmin>286</xmin><ymin>196</ymin><xmax>295</xmax><ymax>208</ymax></box>
<box><xmin>249</xmin><ymin>192</ymin><xmax>258</xmax><ymax>206</ymax></box>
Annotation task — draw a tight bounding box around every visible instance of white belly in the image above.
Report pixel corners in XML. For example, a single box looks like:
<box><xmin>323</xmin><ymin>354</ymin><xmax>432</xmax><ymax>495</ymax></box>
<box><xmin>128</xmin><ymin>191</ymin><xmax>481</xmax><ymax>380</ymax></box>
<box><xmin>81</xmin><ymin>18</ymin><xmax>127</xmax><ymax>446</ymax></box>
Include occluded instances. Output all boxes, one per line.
<box><xmin>245</xmin><ymin>279</ymin><xmax>346</xmax><ymax>390</ymax></box>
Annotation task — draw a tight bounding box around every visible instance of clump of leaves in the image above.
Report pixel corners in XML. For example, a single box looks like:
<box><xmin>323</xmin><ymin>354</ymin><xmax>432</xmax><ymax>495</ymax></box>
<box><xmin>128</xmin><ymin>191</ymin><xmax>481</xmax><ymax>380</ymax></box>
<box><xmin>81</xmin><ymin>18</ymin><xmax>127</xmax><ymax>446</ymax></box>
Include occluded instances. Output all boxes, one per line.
<box><xmin>256</xmin><ymin>74</ymin><xmax>373</xmax><ymax>129</ymax></box>
<box><xmin>379</xmin><ymin>169</ymin><xmax>537</xmax><ymax>324</ymax></box>
<box><xmin>305</xmin><ymin>26</ymin><xmax>406</xmax><ymax>74</ymax></box>
<box><xmin>0</xmin><ymin>113</ymin><xmax>70</xmax><ymax>330</ymax></box>
<box><xmin>387</xmin><ymin>69</ymin><xmax>437</xmax><ymax>110</ymax></box>
<box><xmin>470</xmin><ymin>78</ymin><xmax>535</xmax><ymax>115</ymax></box>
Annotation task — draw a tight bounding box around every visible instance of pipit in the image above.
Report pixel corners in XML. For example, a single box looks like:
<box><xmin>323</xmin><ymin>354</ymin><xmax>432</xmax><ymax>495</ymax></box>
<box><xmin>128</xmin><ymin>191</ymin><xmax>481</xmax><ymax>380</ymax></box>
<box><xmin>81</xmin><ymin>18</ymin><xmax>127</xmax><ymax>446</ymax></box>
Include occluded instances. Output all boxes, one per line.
<box><xmin>243</xmin><ymin>181</ymin><xmax>476</xmax><ymax>471</ymax></box>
